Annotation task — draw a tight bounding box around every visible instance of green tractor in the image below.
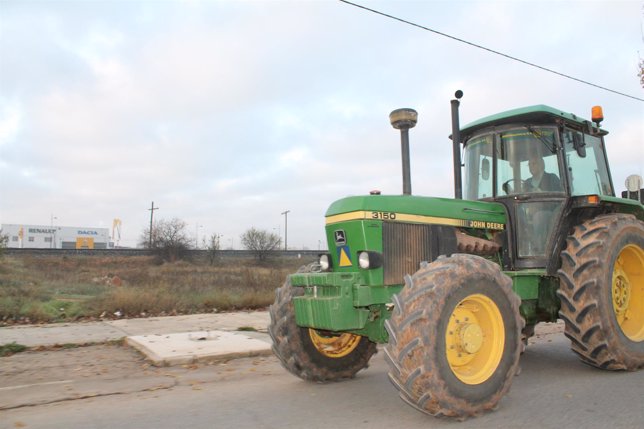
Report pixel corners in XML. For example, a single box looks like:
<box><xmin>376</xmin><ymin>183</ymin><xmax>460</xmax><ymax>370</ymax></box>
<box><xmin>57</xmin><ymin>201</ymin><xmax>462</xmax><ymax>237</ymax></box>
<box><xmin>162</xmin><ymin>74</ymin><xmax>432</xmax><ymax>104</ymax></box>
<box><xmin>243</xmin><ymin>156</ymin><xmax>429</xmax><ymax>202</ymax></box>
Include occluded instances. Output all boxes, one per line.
<box><xmin>268</xmin><ymin>92</ymin><xmax>644</xmax><ymax>418</ymax></box>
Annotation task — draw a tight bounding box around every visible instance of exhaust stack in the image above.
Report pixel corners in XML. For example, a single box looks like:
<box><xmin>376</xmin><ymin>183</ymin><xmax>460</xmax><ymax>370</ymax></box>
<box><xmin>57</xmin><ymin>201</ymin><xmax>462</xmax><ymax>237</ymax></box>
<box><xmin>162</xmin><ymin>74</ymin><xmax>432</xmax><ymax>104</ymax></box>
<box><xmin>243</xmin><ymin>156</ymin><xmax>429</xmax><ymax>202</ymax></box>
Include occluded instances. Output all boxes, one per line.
<box><xmin>389</xmin><ymin>108</ymin><xmax>418</xmax><ymax>195</ymax></box>
<box><xmin>450</xmin><ymin>90</ymin><xmax>464</xmax><ymax>199</ymax></box>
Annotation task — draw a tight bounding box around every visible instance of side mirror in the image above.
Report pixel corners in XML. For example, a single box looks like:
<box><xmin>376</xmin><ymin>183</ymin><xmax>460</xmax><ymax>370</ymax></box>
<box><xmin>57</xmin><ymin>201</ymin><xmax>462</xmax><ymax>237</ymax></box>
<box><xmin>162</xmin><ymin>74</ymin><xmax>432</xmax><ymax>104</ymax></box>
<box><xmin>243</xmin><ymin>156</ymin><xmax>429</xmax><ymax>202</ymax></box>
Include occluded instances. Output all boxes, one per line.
<box><xmin>481</xmin><ymin>158</ymin><xmax>490</xmax><ymax>180</ymax></box>
<box><xmin>572</xmin><ymin>132</ymin><xmax>586</xmax><ymax>158</ymax></box>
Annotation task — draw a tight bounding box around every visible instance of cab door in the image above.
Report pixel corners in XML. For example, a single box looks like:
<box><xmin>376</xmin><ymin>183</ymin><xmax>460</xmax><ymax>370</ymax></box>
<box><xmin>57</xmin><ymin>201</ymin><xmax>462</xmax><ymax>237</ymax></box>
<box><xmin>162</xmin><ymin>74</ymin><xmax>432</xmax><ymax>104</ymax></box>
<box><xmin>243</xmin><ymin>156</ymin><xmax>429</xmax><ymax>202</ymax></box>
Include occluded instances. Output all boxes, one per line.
<box><xmin>493</xmin><ymin>127</ymin><xmax>566</xmax><ymax>269</ymax></box>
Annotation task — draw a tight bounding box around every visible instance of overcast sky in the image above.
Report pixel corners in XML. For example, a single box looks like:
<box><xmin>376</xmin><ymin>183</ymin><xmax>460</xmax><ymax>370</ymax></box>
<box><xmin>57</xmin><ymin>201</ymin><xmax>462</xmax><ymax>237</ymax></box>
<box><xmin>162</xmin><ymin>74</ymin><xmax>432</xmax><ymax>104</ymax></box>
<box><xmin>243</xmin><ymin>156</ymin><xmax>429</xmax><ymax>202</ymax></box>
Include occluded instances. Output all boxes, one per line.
<box><xmin>1</xmin><ymin>0</ymin><xmax>643</xmax><ymax>249</ymax></box>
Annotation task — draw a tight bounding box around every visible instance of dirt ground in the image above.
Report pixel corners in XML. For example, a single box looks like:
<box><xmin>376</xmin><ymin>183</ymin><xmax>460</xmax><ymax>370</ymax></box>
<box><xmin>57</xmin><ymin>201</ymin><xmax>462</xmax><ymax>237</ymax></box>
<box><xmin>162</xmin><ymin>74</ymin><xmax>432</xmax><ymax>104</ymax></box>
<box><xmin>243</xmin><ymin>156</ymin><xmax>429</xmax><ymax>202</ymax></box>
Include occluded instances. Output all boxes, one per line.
<box><xmin>2</xmin><ymin>344</ymin><xmax>154</xmax><ymax>387</ymax></box>
<box><xmin>0</xmin><ymin>342</ymin><xmax>282</xmax><ymax>411</ymax></box>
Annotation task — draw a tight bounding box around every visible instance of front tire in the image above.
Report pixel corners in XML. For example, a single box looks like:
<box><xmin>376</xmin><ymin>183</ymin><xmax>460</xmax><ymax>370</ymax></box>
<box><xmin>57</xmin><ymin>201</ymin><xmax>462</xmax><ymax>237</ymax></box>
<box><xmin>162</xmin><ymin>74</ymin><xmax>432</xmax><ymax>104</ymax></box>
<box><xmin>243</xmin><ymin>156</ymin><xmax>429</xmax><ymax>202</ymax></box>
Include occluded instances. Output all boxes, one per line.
<box><xmin>268</xmin><ymin>274</ymin><xmax>377</xmax><ymax>382</ymax></box>
<box><xmin>384</xmin><ymin>254</ymin><xmax>522</xmax><ymax>419</ymax></box>
<box><xmin>557</xmin><ymin>214</ymin><xmax>644</xmax><ymax>370</ymax></box>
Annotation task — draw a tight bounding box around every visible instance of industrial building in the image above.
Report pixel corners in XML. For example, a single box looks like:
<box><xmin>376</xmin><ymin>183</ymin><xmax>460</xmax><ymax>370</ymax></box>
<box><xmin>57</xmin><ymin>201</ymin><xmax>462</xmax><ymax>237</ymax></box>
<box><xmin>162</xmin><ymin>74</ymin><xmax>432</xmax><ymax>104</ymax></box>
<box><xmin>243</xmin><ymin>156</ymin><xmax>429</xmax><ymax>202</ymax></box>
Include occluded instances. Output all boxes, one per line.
<box><xmin>1</xmin><ymin>224</ymin><xmax>111</xmax><ymax>249</ymax></box>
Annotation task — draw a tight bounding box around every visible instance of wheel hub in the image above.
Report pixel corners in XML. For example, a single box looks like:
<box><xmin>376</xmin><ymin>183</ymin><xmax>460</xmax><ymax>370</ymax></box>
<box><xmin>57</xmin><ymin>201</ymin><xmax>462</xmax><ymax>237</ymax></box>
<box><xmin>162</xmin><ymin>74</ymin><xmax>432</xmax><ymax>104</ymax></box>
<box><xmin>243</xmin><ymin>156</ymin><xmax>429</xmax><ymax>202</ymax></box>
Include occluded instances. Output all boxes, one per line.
<box><xmin>459</xmin><ymin>323</ymin><xmax>483</xmax><ymax>354</ymax></box>
<box><xmin>445</xmin><ymin>294</ymin><xmax>505</xmax><ymax>385</ymax></box>
<box><xmin>612</xmin><ymin>269</ymin><xmax>630</xmax><ymax>315</ymax></box>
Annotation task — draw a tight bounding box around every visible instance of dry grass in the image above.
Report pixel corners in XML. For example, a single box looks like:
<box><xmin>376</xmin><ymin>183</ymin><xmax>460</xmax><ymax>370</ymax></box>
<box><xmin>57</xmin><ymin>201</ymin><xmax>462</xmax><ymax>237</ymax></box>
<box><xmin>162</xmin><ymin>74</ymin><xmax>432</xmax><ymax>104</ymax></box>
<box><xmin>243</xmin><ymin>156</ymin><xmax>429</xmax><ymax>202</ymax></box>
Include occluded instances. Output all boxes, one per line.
<box><xmin>0</xmin><ymin>255</ymin><xmax>311</xmax><ymax>325</ymax></box>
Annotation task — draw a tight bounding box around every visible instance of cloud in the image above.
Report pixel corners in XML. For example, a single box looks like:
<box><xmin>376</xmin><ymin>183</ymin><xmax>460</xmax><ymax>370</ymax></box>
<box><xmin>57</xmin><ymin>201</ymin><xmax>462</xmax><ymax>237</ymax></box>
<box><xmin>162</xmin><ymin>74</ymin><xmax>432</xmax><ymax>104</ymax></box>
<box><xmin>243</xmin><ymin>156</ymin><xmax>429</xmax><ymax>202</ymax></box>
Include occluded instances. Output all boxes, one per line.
<box><xmin>0</xmin><ymin>0</ymin><xmax>642</xmax><ymax>248</ymax></box>
<box><xmin>0</xmin><ymin>101</ymin><xmax>22</xmax><ymax>147</ymax></box>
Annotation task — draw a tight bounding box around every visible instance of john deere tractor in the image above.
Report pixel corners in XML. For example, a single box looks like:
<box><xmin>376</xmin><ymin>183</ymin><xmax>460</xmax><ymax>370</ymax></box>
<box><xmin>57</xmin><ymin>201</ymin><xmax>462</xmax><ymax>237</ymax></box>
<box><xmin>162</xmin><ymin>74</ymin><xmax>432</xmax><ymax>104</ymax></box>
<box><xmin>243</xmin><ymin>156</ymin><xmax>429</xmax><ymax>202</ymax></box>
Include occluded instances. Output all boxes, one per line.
<box><xmin>268</xmin><ymin>92</ymin><xmax>644</xmax><ymax>418</ymax></box>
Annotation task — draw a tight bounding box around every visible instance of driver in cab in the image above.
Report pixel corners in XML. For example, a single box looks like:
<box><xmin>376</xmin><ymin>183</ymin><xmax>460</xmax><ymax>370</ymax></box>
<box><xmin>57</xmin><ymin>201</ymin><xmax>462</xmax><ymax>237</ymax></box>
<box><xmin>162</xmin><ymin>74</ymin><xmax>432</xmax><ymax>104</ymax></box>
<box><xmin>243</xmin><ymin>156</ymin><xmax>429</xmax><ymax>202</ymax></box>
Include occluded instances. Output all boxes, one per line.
<box><xmin>525</xmin><ymin>154</ymin><xmax>561</xmax><ymax>192</ymax></box>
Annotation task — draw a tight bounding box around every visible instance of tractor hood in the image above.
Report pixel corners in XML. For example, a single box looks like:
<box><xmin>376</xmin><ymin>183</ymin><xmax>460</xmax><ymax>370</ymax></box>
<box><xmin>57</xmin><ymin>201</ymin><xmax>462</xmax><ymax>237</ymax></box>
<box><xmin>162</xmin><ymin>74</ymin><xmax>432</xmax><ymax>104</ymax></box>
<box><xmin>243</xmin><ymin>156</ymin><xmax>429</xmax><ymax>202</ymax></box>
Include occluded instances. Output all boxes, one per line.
<box><xmin>325</xmin><ymin>195</ymin><xmax>507</xmax><ymax>230</ymax></box>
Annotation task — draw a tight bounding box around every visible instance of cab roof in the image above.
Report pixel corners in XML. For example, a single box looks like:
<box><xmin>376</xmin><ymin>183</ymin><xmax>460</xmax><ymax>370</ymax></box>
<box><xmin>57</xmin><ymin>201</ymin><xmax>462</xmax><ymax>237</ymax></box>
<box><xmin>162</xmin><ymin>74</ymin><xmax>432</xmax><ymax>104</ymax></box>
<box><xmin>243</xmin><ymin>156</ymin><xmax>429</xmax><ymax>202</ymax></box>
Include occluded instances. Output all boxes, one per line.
<box><xmin>461</xmin><ymin>104</ymin><xmax>607</xmax><ymax>136</ymax></box>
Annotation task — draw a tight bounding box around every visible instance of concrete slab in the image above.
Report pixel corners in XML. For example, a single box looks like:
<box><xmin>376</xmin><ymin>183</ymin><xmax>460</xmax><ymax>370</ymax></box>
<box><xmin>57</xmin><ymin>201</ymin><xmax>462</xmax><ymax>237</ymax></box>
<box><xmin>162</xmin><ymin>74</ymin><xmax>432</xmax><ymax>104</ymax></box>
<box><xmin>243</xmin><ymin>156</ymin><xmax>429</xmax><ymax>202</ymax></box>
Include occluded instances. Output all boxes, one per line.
<box><xmin>0</xmin><ymin>322</ymin><xmax>128</xmax><ymax>347</ymax></box>
<box><xmin>126</xmin><ymin>330</ymin><xmax>272</xmax><ymax>366</ymax></box>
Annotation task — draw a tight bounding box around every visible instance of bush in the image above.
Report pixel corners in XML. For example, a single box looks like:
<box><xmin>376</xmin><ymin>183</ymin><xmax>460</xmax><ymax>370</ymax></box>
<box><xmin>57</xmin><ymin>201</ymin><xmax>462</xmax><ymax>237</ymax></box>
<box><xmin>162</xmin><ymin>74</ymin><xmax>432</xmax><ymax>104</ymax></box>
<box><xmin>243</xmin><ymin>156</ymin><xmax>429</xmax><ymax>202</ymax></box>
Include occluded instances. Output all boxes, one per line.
<box><xmin>140</xmin><ymin>218</ymin><xmax>192</xmax><ymax>262</ymax></box>
<box><xmin>0</xmin><ymin>231</ymin><xmax>8</xmax><ymax>258</ymax></box>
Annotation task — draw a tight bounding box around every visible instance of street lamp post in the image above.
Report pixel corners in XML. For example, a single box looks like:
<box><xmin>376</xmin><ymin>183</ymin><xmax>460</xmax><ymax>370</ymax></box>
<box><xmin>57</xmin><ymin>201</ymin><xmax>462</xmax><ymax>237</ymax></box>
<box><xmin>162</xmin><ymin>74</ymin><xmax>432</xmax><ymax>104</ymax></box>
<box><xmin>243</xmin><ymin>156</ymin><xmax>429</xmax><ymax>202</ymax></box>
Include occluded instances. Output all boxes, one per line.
<box><xmin>281</xmin><ymin>210</ymin><xmax>290</xmax><ymax>250</ymax></box>
<box><xmin>50</xmin><ymin>214</ymin><xmax>57</xmax><ymax>249</ymax></box>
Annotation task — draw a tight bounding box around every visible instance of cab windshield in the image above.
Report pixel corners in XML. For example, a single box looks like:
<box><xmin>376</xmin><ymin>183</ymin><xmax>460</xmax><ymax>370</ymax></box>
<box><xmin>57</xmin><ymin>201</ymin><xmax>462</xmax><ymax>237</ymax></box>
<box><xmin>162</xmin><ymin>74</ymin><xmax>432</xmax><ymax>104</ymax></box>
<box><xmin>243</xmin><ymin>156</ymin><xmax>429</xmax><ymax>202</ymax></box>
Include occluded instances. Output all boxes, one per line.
<box><xmin>463</xmin><ymin>125</ymin><xmax>614</xmax><ymax>200</ymax></box>
<box><xmin>463</xmin><ymin>126</ymin><xmax>563</xmax><ymax>200</ymax></box>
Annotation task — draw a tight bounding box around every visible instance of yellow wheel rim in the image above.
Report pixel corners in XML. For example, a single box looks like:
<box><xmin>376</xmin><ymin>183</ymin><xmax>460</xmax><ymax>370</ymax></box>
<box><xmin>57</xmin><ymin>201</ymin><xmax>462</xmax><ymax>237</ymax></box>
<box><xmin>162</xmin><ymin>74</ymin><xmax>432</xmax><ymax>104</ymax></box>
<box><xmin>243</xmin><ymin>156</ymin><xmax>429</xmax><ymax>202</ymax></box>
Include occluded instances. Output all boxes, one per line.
<box><xmin>612</xmin><ymin>244</ymin><xmax>644</xmax><ymax>341</ymax></box>
<box><xmin>446</xmin><ymin>294</ymin><xmax>505</xmax><ymax>385</ymax></box>
<box><xmin>308</xmin><ymin>329</ymin><xmax>361</xmax><ymax>358</ymax></box>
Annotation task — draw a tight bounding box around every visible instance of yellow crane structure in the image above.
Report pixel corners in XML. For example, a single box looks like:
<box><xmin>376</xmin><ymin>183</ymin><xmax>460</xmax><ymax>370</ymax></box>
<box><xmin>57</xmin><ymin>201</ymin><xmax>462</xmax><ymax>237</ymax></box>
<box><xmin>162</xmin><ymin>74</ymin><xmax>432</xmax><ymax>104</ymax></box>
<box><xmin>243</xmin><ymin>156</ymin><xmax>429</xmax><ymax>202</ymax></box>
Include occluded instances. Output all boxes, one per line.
<box><xmin>112</xmin><ymin>218</ymin><xmax>122</xmax><ymax>247</ymax></box>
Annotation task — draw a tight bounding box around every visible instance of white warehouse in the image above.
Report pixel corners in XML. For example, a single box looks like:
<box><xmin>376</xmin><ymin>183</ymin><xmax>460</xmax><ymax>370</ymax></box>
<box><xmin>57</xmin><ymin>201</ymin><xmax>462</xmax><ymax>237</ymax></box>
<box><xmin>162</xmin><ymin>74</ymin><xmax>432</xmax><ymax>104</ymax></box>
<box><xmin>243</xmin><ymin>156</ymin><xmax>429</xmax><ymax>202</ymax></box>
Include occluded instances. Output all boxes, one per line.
<box><xmin>1</xmin><ymin>224</ymin><xmax>111</xmax><ymax>249</ymax></box>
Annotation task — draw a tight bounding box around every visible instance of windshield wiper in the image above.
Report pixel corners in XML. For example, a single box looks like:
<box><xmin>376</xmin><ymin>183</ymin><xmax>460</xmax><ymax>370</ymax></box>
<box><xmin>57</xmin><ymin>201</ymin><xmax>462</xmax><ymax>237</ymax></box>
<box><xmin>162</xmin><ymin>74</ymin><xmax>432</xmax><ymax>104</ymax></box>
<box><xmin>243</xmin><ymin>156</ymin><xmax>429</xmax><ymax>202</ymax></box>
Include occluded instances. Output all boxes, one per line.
<box><xmin>525</xmin><ymin>125</ymin><xmax>556</xmax><ymax>153</ymax></box>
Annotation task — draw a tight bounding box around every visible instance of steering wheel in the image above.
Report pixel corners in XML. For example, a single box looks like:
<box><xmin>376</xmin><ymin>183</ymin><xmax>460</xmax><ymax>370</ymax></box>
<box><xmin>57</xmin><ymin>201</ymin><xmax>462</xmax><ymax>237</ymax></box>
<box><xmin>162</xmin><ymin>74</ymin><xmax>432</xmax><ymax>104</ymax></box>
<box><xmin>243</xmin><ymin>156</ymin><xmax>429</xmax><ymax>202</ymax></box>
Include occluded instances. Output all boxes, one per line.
<box><xmin>502</xmin><ymin>179</ymin><xmax>525</xmax><ymax>195</ymax></box>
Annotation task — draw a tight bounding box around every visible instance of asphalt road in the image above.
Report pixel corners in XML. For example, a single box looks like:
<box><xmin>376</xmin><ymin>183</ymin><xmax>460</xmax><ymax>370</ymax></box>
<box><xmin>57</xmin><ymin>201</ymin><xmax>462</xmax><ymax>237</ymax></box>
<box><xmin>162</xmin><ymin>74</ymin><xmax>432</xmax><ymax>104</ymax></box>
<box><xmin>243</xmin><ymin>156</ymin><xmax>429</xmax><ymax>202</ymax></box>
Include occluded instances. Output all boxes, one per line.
<box><xmin>1</xmin><ymin>335</ymin><xmax>642</xmax><ymax>429</ymax></box>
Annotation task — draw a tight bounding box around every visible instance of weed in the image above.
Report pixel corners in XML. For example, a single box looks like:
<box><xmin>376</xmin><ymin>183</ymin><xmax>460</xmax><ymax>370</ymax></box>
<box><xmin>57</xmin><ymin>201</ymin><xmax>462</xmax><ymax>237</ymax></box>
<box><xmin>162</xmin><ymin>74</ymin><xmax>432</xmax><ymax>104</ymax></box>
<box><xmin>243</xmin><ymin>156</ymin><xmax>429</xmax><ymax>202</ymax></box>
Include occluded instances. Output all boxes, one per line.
<box><xmin>60</xmin><ymin>343</ymin><xmax>80</xmax><ymax>349</ymax></box>
<box><xmin>0</xmin><ymin>342</ymin><xmax>27</xmax><ymax>356</ymax></box>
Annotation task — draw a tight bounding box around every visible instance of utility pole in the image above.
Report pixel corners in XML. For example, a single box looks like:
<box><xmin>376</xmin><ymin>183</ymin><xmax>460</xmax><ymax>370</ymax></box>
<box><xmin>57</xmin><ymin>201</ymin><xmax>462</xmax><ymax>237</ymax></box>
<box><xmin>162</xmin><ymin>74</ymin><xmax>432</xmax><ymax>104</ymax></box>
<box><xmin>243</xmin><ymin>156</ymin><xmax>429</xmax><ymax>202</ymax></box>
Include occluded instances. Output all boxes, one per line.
<box><xmin>195</xmin><ymin>224</ymin><xmax>202</xmax><ymax>249</ymax></box>
<box><xmin>148</xmin><ymin>201</ymin><xmax>159</xmax><ymax>248</ymax></box>
<box><xmin>281</xmin><ymin>210</ymin><xmax>290</xmax><ymax>250</ymax></box>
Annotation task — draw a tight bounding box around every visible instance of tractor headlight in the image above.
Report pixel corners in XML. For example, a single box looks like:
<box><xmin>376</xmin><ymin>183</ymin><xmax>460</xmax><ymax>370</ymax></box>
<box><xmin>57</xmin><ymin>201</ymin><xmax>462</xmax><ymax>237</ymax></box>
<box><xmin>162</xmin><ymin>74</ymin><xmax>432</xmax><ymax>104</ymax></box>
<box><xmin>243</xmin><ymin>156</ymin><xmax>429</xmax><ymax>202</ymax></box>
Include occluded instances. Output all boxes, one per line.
<box><xmin>358</xmin><ymin>252</ymin><xmax>370</xmax><ymax>269</ymax></box>
<box><xmin>358</xmin><ymin>251</ymin><xmax>383</xmax><ymax>270</ymax></box>
<box><xmin>319</xmin><ymin>253</ymin><xmax>331</xmax><ymax>271</ymax></box>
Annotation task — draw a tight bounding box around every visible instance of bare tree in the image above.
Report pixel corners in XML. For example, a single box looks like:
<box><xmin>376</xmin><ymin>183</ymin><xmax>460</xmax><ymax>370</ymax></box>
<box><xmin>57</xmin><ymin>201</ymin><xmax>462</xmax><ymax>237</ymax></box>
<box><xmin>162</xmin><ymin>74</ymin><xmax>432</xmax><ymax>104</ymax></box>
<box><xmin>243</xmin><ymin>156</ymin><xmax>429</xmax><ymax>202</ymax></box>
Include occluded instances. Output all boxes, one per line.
<box><xmin>241</xmin><ymin>228</ymin><xmax>281</xmax><ymax>261</ymax></box>
<box><xmin>639</xmin><ymin>58</ymin><xmax>644</xmax><ymax>88</ymax></box>
<box><xmin>206</xmin><ymin>233</ymin><xmax>222</xmax><ymax>265</ymax></box>
<box><xmin>139</xmin><ymin>218</ymin><xmax>191</xmax><ymax>262</ymax></box>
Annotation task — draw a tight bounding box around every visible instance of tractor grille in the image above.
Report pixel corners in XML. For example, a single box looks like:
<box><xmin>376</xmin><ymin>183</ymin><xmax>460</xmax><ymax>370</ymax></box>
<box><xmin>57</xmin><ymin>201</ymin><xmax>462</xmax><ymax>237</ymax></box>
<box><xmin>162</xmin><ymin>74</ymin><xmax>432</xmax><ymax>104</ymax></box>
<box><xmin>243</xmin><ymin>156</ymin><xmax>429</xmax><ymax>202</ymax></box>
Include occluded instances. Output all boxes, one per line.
<box><xmin>382</xmin><ymin>222</ymin><xmax>435</xmax><ymax>285</ymax></box>
<box><xmin>381</xmin><ymin>222</ymin><xmax>457</xmax><ymax>285</ymax></box>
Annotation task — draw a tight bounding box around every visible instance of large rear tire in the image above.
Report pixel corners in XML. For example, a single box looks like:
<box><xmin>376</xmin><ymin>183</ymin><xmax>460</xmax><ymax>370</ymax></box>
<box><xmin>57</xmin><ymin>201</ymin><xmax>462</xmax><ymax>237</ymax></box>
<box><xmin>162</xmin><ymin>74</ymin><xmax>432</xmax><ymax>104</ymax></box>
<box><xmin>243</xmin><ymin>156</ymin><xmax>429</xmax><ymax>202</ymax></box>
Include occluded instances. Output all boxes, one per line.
<box><xmin>384</xmin><ymin>254</ymin><xmax>522</xmax><ymax>419</ymax></box>
<box><xmin>557</xmin><ymin>214</ymin><xmax>644</xmax><ymax>370</ymax></box>
<box><xmin>268</xmin><ymin>267</ymin><xmax>377</xmax><ymax>382</ymax></box>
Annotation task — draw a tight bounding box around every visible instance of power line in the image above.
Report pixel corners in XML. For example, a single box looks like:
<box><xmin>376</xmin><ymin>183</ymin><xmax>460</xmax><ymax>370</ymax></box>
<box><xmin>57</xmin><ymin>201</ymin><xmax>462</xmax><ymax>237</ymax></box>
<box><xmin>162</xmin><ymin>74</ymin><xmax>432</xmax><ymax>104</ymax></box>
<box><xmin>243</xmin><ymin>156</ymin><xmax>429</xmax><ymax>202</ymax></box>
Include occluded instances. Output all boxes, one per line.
<box><xmin>339</xmin><ymin>0</ymin><xmax>644</xmax><ymax>102</ymax></box>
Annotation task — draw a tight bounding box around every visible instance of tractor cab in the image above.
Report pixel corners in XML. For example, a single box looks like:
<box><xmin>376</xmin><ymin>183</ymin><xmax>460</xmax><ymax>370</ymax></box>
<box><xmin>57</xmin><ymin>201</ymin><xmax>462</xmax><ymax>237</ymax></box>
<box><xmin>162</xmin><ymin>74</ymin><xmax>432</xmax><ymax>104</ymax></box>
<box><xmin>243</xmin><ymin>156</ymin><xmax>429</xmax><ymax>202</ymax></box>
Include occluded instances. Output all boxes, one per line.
<box><xmin>460</xmin><ymin>105</ymin><xmax>614</xmax><ymax>269</ymax></box>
